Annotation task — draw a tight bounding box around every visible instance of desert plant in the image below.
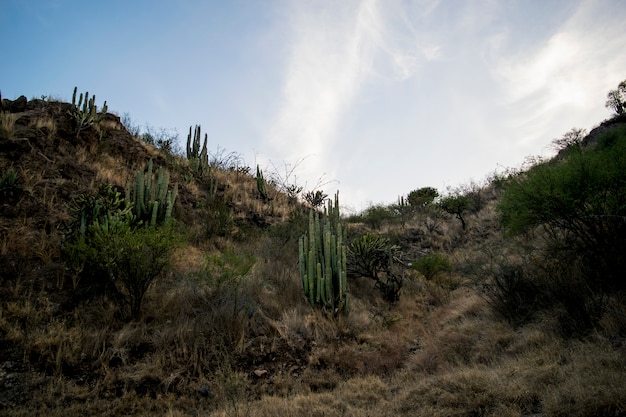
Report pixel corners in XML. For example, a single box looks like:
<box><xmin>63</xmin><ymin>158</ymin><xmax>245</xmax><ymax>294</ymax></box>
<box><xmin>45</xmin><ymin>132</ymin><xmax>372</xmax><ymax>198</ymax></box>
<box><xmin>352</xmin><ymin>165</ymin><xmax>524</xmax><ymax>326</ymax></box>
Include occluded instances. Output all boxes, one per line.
<box><xmin>298</xmin><ymin>192</ymin><xmax>348</xmax><ymax>313</ymax></box>
<box><xmin>125</xmin><ymin>159</ymin><xmax>177</xmax><ymax>227</ymax></box>
<box><xmin>303</xmin><ymin>190</ymin><xmax>327</xmax><ymax>208</ymax></box>
<box><xmin>347</xmin><ymin>233</ymin><xmax>403</xmax><ymax>302</ymax></box>
<box><xmin>68</xmin><ymin>86</ymin><xmax>108</xmax><ymax>138</ymax></box>
<box><xmin>256</xmin><ymin>165</ymin><xmax>271</xmax><ymax>202</ymax></box>
<box><xmin>186</xmin><ymin>124</ymin><xmax>210</xmax><ymax>178</ymax></box>
<box><xmin>413</xmin><ymin>253</ymin><xmax>451</xmax><ymax>281</ymax></box>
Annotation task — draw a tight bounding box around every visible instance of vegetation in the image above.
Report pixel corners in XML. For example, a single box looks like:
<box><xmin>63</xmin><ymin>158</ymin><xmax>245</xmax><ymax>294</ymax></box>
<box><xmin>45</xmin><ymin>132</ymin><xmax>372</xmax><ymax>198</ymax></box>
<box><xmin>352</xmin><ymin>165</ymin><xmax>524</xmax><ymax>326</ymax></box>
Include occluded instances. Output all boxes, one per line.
<box><xmin>347</xmin><ymin>233</ymin><xmax>403</xmax><ymax>302</ymax></box>
<box><xmin>605</xmin><ymin>78</ymin><xmax>626</xmax><ymax>115</ymax></box>
<box><xmin>497</xmin><ymin>123</ymin><xmax>626</xmax><ymax>334</ymax></box>
<box><xmin>68</xmin><ymin>86</ymin><xmax>108</xmax><ymax>138</ymax></box>
<box><xmin>0</xmin><ymin>84</ymin><xmax>625</xmax><ymax>417</ymax></box>
<box><xmin>299</xmin><ymin>192</ymin><xmax>348</xmax><ymax>313</ymax></box>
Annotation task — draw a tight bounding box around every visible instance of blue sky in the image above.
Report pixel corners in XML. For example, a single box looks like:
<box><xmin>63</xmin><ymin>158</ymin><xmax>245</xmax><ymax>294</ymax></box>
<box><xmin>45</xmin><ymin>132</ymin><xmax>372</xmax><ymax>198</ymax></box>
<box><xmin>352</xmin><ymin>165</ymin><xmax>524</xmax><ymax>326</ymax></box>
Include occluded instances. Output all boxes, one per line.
<box><xmin>2</xmin><ymin>0</ymin><xmax>625</xmax><ymax>211</ymax></box>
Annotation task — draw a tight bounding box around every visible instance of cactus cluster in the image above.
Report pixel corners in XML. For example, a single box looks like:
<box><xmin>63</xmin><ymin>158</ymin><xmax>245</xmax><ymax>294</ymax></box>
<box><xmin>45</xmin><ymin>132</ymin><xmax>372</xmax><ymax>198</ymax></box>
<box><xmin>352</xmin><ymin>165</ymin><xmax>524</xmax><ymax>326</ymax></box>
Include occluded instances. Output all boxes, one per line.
<box><xmin>186</xmin><ymin>125</ymin><xmax>210</xmax><ymax>178</ymax></box>
<box><xmin>68</xmin><ymin>87</ymin><xmax>108</xmax><ymax>138</ymax></box>
<box><xmin>126</xmin><ymin>159</ymin><xmax>177</xmax><ymax>227</ymax></box>
<box><xmin>298</xmin><ymin>192</ymin><xmax>348</xmax><ymax>314</ymax></box>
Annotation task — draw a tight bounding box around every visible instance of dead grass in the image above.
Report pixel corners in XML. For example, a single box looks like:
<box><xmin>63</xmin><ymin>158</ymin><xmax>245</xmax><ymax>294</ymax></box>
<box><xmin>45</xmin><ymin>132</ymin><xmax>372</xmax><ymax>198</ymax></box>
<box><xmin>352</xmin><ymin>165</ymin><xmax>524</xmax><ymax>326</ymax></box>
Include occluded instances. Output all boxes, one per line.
<box><xmin>0</xmin><ymin>111</ymin><xmax>17</xmax><ymax>138</ymax></box>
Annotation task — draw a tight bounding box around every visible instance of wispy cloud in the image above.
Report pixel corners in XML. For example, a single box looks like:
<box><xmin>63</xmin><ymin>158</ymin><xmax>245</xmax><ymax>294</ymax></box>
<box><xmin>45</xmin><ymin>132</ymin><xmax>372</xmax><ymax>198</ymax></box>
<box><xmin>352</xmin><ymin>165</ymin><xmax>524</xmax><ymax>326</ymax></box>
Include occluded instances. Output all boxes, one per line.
<box><xmin>492</xmin><ymin>0</ymin><xmax>626</xmax><ymax>144</ymax></box>
<box><xmin>266</xmin><ymin>0</ymin><xmax>425</xmax><ymax>184</ymax></box>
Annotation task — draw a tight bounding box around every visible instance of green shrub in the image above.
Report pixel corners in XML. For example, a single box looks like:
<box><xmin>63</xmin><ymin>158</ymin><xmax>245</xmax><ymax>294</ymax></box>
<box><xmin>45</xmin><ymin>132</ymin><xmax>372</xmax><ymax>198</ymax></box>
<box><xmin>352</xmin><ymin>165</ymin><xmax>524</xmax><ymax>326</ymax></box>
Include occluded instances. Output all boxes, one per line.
<box><xmin>361</xmin><ymin>204</ymin><xmax>396</xmax><ymax>230</ymax></box>
<box><xmin>413</xmin><ymin>253</ymin><xmax>451</xmax><ymax>281</ymax></box>
<box><xmin>65</xmin><ymin>183</ymin><xmax>179</xmax><ymax>319</ymax></box>
<box><xmin>498</xmin><ymin>125</ymin><xmax>626</xmax><ymax>333</ymax></box>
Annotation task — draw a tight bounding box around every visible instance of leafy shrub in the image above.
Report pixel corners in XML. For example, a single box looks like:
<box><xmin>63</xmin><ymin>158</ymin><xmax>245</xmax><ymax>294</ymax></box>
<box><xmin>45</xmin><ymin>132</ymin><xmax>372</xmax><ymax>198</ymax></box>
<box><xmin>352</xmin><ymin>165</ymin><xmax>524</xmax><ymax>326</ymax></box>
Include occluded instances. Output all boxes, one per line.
<box><xmin>65</xmin><ymin>184</ymin><xmax>179</xmax><ymax>319</ymax></box>
<box><xmin>412</xmin><ymin>253</ymin><xmax>451</xmax><ymax>281</ymax></box>
<box><xmin>361</xmin><ymin>204</ymin><xmax>396</xmax><ymax>230</ymax></box>
<box><xmin>498</xmin><ymin>125</ymin><xmax>626</xmax><ymax>332</ymax></box>
<box><xmin>407</xmin><ymin>187</ymin><xmax>438</xmax><ymax>208</ymax></box>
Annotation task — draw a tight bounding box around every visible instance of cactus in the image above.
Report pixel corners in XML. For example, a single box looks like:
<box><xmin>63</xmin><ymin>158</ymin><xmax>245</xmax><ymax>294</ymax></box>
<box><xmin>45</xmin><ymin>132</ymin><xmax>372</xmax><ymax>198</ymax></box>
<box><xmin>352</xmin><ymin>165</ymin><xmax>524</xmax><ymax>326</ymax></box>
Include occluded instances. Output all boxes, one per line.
<box><xmin>127</xmin><ymin>159</ymin><xmax>177</xmax><ymax>226</ymax></box>
<box><xmin>298</xmin><ymin>191</ymin><xmax>348</xmax><ymax>314</ymax></box>
<box><xmin>256</xmin><ymin>165</ymin><xmax>271</xmax><ymax>202</ymax></box>
<box><xmin>186</xmin><ymin>125</ymin><xmax>210</xmax><ymax>178</ymax></box>
<box><xmin>68</xmin><ymin>87</ymin><xmax>108</xmax><ymax>138</ymax></box>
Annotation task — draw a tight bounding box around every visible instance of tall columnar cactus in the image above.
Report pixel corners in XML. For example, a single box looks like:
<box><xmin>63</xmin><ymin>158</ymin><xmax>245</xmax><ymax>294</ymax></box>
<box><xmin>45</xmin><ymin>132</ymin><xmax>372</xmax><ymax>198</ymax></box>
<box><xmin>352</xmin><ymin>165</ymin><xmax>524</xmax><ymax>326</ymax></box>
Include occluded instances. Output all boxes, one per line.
<box><xmin>299</xmin><ymin>191</ymin><xmax>348</xmax><ymax>314</ymax></box>
<box><xmin>186</xmin><ymin>125</ymin><xmax>210</xmax><ymax>178</ymax></box>
<box><xmin>68</xmin><ymin>86</ymin><xmax>108</xmax><ymax>138</ymax></box>
<box><xmin>127</xmin><ymin>159</ymin><xmax>177</xmax><ymax>227</ymax></box>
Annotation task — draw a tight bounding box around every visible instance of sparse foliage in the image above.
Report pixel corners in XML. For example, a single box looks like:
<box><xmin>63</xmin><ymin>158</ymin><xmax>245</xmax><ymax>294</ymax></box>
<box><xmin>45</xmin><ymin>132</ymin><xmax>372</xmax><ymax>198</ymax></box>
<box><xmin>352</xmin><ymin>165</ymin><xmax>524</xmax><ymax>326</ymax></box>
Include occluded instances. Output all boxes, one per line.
<box><xmin>303</xmin><ymin>190</ymin><xmax>327</xmax><ymax>208</ymax></box>
<box><xmin>605</xmin><ymin>79</ymin><xmax>626</xmax><ymax>115</ymax></box>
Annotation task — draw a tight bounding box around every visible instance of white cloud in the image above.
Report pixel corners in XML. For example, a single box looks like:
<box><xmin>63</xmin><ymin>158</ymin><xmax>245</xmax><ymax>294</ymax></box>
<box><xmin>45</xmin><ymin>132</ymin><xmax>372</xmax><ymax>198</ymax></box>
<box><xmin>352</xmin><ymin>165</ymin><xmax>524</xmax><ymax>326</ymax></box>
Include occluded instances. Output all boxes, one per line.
<box><xmin>266</xmin><ymin>0</ymin><xmax>428</xmax><ymax>187</ymax></box>
<box><xmin>491</xmin><ymin>0</ymin><xmax>626</xmax><ymax>150</ymax></box>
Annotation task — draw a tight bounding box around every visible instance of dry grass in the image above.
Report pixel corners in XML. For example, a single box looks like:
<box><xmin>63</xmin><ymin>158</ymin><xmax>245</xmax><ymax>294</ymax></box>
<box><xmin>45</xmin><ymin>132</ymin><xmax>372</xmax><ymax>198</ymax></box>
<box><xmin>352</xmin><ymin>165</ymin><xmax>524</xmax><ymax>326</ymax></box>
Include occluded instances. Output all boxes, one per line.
<box><xmin>2</xmin><ymin>99</ymin><xmax>626</xmax><ymax>417</ymax></box>
<box><xmin>0</xmin><ymin>111</ymin><xmax>17</xmax><ymax>138</ymax></box>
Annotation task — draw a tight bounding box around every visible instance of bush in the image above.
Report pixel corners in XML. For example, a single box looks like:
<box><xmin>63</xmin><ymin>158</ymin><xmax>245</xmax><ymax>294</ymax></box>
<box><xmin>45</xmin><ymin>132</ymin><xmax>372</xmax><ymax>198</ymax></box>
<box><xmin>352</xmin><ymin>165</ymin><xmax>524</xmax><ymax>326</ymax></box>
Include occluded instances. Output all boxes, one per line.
<box><xmin>361</xmin><ymin>204</ymin><xmax>396</xmax><ymax>230</ymax></box>
<box><xmin>498</xmin><ymin>125</ymin><xmax>626</xmax><ymax>332</ymax></box>
<box><xmin>65</xmin><ymin>184</ymin><xmax>179</xmax><ymax>318</ymax></box>
<box><xmin>412</xmin><ymin>253</ymin><xmax>451</xmax><ymax>281</ymax></box>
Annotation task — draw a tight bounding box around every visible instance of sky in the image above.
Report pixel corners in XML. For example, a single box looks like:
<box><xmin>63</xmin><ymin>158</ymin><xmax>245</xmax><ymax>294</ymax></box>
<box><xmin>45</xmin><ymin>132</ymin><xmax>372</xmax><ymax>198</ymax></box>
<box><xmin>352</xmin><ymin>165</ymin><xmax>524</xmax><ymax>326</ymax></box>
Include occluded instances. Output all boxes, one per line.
<box><xmin>2</xmin><ymin>0</ymin><xmax>625</xmax><ymax>212</ymax></box>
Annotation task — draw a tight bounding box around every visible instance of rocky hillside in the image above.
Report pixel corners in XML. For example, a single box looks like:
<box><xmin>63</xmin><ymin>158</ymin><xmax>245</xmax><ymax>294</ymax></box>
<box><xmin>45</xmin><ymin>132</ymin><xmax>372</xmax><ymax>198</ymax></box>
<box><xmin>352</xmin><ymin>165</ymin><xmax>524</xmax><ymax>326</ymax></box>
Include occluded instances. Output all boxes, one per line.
<box><xmin>1</xmin><ymin>93</ymin><xmax>625</xmax><ymax>417</ymax></box>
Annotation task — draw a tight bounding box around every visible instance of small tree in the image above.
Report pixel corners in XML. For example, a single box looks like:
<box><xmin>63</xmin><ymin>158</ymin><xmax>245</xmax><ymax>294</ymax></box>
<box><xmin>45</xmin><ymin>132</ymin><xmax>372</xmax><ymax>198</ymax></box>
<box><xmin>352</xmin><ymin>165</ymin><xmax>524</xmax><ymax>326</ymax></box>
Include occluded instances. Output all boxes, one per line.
<box><xmin>605</xmin><ymin>79</ymin><xmax>626</xmax><ymax>115</ymax></box>
<box><xmin>438</xmin><ymin>194</ymin><xmax>472</xmax><ymax>230</ymax></box>
<box><xmin>407</xmin><ymin>187</ymin><xmax>438</xmax><ymax>208</ymax></box>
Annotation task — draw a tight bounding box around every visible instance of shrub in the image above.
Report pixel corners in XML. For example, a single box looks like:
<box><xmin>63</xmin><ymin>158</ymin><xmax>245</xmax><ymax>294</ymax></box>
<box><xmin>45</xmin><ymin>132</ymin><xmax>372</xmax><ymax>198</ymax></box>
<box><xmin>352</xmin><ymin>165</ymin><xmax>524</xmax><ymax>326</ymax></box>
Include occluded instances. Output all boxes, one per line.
<box><xmin>407</xmin><ymin>187</ymin><xmax>438</xmax><ymax>208</ymax></box>
<box><xmin>361</xmin><ymin>204</ymin><xmax>396</xmax><ymax>230</ymax></box>
<box><xmin>347</xmin><ymin>233</ymin><xmax>403</xmax><ymax>303</ymax></box>
<box><xmin>480</xmin><ymin>261</ymin><xmax>546</xmax><ymax>327</ymax></box>
<box><xmin>413</xmin><ymin>253</ymin><xmax>451</xmax><ymax>281</ymax></box>
<box><xmin>65</xmin><ymin>183</ymin><xmax>179</xmax><ymax>319</ymax></box>
<box><xmin>498</xmin><ymin>125</ymin><xmax>626</xmax><ymax>332</ymax></box>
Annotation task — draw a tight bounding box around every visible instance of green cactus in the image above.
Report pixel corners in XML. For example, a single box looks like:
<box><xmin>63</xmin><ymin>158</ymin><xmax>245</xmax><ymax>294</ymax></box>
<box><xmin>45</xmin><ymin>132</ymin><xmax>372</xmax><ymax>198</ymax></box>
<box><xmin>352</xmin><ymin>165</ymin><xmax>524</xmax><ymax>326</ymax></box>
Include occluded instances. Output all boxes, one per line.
<box><xmin>127</xmin><ymin>159</ymin><xmax>177</xmax><ymax>226</ymax></box>
<box><xmin>256</xmin><ymin>165</ymin><xmax>271</xmax><ymax>202</ymax></box>
<box><xmin>186</xmin><ymin>125</ymin><xmax>210</xmax><ymax>178</ymax></box>
<box><xmin>68</xmin><ymin>86</ymin><xmax>108</xmax><ymax>138</ymax></box>
<box><xmin>298</xmin><ymin>191</ymin><xmax>348</xmax><ymax>314</ymax></box>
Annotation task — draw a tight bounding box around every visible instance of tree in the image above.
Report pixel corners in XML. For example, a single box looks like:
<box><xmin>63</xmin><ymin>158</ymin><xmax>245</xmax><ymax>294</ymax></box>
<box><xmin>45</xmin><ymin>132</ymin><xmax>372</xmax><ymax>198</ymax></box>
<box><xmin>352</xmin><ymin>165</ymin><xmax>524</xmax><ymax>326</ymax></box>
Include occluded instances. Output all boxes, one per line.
<box><xmin>605</xmin><ymin>79</ymin><xmax>626</xmax><ymax>115</ymax></box>
<box><xmin>407</xmin><ymin>187</ymin><xmax>438</xmax><ymax>208</ymax></box>
<box><xmin>438</xmin><ymin>194</ymin><xmax>473</xmax><ymax>230</ymax></box>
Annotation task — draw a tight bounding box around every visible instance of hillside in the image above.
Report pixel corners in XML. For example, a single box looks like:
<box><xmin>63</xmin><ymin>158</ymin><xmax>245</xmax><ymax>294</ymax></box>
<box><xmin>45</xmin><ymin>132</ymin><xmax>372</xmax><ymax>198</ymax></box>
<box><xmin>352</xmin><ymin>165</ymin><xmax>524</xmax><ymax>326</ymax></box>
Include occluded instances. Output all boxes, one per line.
<box><xmin>1</xmin><ymin>92</ymin><xmax>625</xmax><ymax>417</ymax></box>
